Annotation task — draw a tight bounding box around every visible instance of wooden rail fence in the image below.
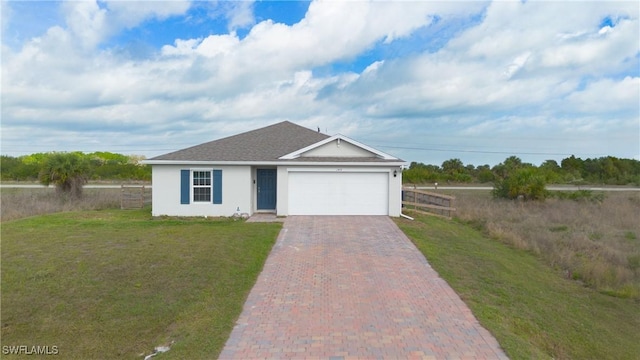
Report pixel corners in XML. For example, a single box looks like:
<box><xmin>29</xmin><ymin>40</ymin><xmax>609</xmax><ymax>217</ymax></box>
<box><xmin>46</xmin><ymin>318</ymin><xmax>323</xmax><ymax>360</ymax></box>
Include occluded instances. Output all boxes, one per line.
<box><xmin>120</xmin><ymin>185</ymin><xmax>149</xmax><ymax>209</ymax></box>
<box><xmin>402</xmin><ymin>187</ymin><xmax>456</xmax><ymax>219</ymax></box>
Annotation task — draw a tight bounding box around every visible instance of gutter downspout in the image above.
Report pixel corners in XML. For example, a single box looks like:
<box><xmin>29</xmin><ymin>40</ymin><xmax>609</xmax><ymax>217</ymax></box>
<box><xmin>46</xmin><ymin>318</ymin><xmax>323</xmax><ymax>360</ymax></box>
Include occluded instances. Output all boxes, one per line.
<box><xmin>400</xmin><ymin>213</ymin><xmax>414</xmax><ymax>221</ymax></box>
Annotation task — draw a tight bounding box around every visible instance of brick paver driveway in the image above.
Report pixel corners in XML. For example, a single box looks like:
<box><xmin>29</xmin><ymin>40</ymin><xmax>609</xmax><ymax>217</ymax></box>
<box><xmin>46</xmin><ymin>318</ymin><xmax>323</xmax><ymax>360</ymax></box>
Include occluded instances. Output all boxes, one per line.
<box><xmin>220</xmin><ymin>216</ymin><xmax>508</xmax><ymax>359</ymax></box>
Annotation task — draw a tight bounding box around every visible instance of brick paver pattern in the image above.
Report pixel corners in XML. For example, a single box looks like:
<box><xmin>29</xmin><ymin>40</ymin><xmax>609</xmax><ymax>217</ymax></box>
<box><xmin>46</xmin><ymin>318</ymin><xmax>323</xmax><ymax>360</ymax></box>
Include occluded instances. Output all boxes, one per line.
<box><xmin>220</xmin><ymin>216</ymin><xmax>508</xmax><ymax>359</ymax></box>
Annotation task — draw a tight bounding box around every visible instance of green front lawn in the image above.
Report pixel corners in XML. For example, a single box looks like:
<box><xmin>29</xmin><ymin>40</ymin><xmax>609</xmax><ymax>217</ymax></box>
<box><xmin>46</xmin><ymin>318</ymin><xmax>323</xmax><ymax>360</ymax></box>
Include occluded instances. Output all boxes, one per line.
<box><xmin>4</xmin><ymin>207</ymin><xmax>639</xmax><ymax>359</ymax></box>
<box><xmin>396</xmin><ymin>213</ymin><xmax>640</xmax><ymax>359</ymax></box>
<box><xmin>1</xmin><ymin>209</ymin><xmax>281</xmax><ymax>359</ymax></box>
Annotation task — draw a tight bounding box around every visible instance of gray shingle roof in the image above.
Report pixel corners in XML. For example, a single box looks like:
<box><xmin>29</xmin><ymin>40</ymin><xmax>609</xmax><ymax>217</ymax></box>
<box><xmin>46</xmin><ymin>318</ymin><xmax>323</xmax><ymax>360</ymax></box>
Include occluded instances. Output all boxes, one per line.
<box><xmin>150</xmin><ymin>121</ymin><xmax>330</xmax><ymax>161</ymax></box>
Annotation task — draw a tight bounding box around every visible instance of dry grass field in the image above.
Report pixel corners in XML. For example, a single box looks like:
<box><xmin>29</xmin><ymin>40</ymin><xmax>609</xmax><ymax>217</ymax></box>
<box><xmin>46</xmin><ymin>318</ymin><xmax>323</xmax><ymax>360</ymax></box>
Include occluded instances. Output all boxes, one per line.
<box><xmin>0</xmin><ymin>187</ymin><xmax>148</xmax><ymax>222</ymax></box>
<box><xmin>449</xmin><ymin>190</ymin><xmax>640</xmax><ymax>299</ymax></box>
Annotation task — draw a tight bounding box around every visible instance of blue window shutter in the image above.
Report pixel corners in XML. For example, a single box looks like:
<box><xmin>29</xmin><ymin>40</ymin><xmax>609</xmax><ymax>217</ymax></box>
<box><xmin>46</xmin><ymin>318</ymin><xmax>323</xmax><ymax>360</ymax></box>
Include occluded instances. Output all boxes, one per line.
<box><xmin>180</xmin><ymin>170</ymin><xmax>190</xmax><ymax>204</ymax></box>
<box><xmin>213</xmin><ymin>169</ymin><xmax>222</xmax><ymax>204</ymax></box>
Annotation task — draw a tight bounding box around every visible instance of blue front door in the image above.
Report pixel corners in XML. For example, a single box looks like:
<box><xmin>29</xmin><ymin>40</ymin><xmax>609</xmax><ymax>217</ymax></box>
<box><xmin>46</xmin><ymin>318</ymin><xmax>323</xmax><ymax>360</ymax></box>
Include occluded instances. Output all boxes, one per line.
<box><xmin>257</xmin><ymin>169</ymin><xmax>277</xmax><ymax>210</ymax></box>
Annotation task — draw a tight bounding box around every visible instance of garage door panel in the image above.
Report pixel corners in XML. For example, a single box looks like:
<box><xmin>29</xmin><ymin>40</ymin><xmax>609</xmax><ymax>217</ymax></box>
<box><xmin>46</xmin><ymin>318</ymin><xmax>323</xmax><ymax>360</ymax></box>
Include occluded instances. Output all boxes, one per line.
<box><xmin>288</xmin><ymin>172</ymin><xmax>388</xmax><ymax>215</ymax></box>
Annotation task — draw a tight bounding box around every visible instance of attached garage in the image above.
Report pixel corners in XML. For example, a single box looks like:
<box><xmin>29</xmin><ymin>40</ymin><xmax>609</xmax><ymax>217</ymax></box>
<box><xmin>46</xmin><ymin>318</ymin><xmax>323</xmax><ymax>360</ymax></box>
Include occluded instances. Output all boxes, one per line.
<box><xmin>288</xmin><ymin>171</ymin><xmax>389</xmax><ymax>215</ymax></box>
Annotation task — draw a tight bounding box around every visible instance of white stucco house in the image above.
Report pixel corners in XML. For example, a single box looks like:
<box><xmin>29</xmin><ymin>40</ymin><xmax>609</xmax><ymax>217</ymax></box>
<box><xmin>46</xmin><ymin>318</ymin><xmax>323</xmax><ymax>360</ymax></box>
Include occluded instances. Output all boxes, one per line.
<box><xmin>143</xmin><ymin>121</ymin><xmax>406</xmax><ymax>217</ymax></box>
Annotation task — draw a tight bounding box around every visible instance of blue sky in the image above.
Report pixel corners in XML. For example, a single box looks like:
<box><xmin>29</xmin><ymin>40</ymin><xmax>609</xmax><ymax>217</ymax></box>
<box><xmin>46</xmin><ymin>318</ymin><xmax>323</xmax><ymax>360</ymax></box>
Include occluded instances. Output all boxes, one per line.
<box><xmin>1</xmin><ymin>0</ymin><xmax>639</xmax><ymax>166</ymax></box>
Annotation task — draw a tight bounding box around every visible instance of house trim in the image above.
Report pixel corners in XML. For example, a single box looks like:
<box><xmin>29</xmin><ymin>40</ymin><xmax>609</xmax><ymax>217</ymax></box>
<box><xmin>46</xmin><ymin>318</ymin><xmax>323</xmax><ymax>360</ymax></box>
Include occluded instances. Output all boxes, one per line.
<box><xmin>143</xmin><ymin>160</ymin><xmax>406</xmax><ymax>166</ymax></box>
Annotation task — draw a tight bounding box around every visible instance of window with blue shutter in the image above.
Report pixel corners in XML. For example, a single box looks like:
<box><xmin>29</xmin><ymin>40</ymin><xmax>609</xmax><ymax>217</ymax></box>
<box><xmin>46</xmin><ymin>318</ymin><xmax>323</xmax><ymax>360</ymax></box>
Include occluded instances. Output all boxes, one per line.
<box><xmin>180</xmin><ymin>169</ymin><xmax>222</xmax><ymax>205</ymax></box>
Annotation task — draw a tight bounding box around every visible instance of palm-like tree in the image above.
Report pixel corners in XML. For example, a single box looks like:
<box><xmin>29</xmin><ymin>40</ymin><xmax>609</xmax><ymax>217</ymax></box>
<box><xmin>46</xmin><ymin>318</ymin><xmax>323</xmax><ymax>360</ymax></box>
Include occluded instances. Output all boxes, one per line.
<box><xmin>39</xmin><ymin>152</ymin><xmax>90</xmax><ymax>198</ymax></box>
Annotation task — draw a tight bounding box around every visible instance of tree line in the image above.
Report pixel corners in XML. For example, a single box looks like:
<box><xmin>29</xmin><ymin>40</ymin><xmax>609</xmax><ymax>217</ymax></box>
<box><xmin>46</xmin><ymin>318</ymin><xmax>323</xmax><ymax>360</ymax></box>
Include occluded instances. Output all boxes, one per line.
<box><xmin>403</xmin><ymin>155</ymin><xmax>640</xmax><ymax>186</ymax></box>
<box><xmin>1</xmin><ymin>152</ymin><xmax>151</xmax><ymax>182</ymax></box>
<box><xmin>3</xmin><ymin>151</ymin><xmax>639</xmax><ymax>201</ymax></box>
<box><xmin>3</xmin><ymin>152</ymin><xmax>638</xmax><ymax>186</ymax></box>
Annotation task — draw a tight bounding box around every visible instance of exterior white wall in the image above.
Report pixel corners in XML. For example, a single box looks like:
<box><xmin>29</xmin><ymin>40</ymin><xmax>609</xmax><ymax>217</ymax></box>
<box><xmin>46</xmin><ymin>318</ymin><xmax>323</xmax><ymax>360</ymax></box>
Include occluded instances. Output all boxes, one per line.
<box><xmin>301</xmin><ymin>140</ymin><xmax>375</xmax><ymax>157</ymax></box>
<box><xmin>389</xmin><ymin>166</ymin><xmax>402</xmax><ymax>217</ymax></box>
<box><xmin>276</xmin><ymin>167</ymin><xmax>289</xmax><ymax>216</ymax></box>
<box><xmin>152</xmin><ymin>164</ymin><xmax>402</xmax><ymax>217</ymax></box>
<box><xmin>151</xmin><ymin>165</ymin><xmax>252</xmax><ymax>217</ymax></box>
<box><xmin>276</xmin><ymin>165</ymin><xmax>403</xmax><ymax>217</ymax></box>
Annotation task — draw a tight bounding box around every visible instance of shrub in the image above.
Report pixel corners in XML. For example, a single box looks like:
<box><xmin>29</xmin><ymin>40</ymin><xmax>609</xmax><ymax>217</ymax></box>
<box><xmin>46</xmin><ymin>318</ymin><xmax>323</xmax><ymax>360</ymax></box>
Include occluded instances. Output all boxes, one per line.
<box><xmin>493</xmin><ymin>167</ymin><xmax>548</xmax><ymax>201</ymax></box>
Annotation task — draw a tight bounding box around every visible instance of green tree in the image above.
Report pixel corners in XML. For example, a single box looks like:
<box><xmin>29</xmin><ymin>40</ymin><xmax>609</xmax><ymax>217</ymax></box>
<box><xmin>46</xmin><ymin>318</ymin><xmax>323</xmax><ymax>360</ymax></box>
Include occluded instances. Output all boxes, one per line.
<box><xmin>38</xmin><ymin>152</ymin><xmax>91</xmax><ymax>198</ymax></box>
<box><xmin>492</xmin><ymin>156</ymin><xmax>524</xmax><ymax>179</ymax></box>
<box><xmin>1</xmin><ymin>155</ymin><xmax>22</xmax><ymax>180</ymax></box>
<box><xmin>561</xmin><ymin>155</ymin><xmax>584</xmax><ymax>181</ymax></box>
<box><xmin>89</xmin><ymin>151</ymin><xmax>130</xmax><ymax>165</ymax></box>
<box><xmin>441</xmin><ymin>158</ymin><xmax>472</xmax><ymax>182</ymax></box>
<box><xmin>476</xmin><ymin>164</ymin><xmax>495</xmax><ymax>183</ymax></box>
<box><xmin>441</xmin><ymin>158</ymin><xmax>464</xmax><ymax>176</ymax></box>
<box><xmin>539</xmin><ymin>159</ymin><xmax>562</xmax><ymax>183</ymax></box>
<box><xmin>402</xmin><ymin>162</ymin><xmax>442</xmax><ymax>184</ymax></box>
<box><xmin>22</xmin><ymin>153</ymin><xmax>50</xmax><ymax>166</ymax></box>
<box><xmin>1</xmin><ymin>155</ymin><xmax>41</xmax><ymax>180</ymax></box>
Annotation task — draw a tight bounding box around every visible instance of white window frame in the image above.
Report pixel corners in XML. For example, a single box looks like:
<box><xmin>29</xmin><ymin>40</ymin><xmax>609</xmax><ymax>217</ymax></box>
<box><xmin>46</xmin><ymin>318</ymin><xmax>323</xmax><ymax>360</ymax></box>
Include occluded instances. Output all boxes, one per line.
<box><xmin>192</xmin><ymin>170</ymin><xmax>212</xmax><ymax>203</ymax></box>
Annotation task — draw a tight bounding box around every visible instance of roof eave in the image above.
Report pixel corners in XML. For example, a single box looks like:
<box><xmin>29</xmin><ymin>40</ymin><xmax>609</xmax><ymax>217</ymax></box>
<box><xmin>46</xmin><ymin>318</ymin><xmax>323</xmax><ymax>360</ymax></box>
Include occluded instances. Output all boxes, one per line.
<box><xmin>142</xmin><ymin>160</ymin><xmax>407</xmax><ymax>166</ymax></box>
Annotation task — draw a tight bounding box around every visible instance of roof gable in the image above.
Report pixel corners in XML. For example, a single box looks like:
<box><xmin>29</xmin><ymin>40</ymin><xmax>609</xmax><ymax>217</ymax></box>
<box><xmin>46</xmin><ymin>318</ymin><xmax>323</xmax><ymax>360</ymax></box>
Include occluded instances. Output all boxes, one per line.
<box><xmin>149</xmin><ymin>121</ymin><xmax>329</xmax><ymax>162</ymax></box>
<box><xmin>279</xmin><ymin>134</ymin><xmax>400</xmax><ymax>160</ymax></box>
<box><xmin>299</xmin><ymin>139</ymin><xmax>376</xmax><ymax>158</ymax></box>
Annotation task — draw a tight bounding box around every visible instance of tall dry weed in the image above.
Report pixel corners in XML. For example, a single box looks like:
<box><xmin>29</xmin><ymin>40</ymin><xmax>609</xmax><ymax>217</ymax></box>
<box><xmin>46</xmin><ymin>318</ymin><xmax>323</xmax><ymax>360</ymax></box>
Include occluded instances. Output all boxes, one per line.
<box><xmin>1</xmin><ymin>188</ymin><xmax>123</xmax><ymax>222</ymax></box>
<box><xmin>455</xmin><ymin>191</ymin><xmax>640</xmax><ymax>299</ymax></box>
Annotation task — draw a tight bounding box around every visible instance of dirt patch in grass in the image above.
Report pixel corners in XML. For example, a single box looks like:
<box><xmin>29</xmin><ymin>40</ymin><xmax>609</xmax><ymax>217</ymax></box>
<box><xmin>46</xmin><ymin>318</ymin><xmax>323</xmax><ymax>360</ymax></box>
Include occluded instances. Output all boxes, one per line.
<box><xmin>1</xmin><ymin>209</ymin><xmax>281</xmax><ymax>359</ymax></box>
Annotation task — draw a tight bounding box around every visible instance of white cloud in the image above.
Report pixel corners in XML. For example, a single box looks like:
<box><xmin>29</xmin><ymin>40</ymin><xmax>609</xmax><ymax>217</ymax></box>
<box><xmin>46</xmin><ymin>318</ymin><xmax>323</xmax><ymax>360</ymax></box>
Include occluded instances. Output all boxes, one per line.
<box><xmin>161</xmin><ymin>38</ymin><xmax>203</xmax><ymax>56</ymax></box>
<box><xmin>225</xmin><ymin>1</ymin><xmax>255</xmax><ymax>31</ymax></box>
<box><xmin>565</xmin><ymin>76</ymin><xmax>640</xmax><ymax>114</ymax></box>
<box><xmin>195</xmin><ymin>34</ymin><xmax>241</xmax><ymax>58</ymax></box>
<box><xmin>105</xmin><ymin>0</ymin><xmax>191</xmax><ymax>28</ymax></box>
<box><xmin>539</xmin><ymin>16</ymin><xmax>638</xmax><ymax>72</ymax></box>
<box><xmin>1</xmin><ymin>1</ymin><xmax>13</xmax><ymax>34</ymax></box>
<box><xmin>162</xmin><ymin>0</ymin><xmax>476</xmax><ymax>76</ymax></box>
<box><xmin>152</xmin><ymin>0</ymin><xmax>469</xmax><ymax>101</ymax></box>
<box><xmin>1</xmin><ymin>0</ymin><xmax>638</xmax><ymax>165</ymax></box>
<box><xmin>336</xmin><ymin>1</ymin><xmax>638</xmax><ymax>115</ymax></box>
<box><xmin>60</xmin><ymin>0</ymin><xmax>190</xmax><ymax>49</ymax></box>
<box><xmin>62</xmin><ymin>0</ymin><xmax>108</xmax><ymax>48</ymax></box>
<box><xmin>503</xmin><ymin>52</ymin><xmax>531</xmax><ymax>79</ymax></box>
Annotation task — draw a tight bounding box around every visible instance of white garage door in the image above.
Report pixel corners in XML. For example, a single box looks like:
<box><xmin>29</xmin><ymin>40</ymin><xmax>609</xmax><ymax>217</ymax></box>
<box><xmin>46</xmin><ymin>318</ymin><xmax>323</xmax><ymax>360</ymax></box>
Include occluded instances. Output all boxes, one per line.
<box><xmin>288</xmin><ymin>171</ymin><xmax>388</xmax><ymax>215</ymax></box>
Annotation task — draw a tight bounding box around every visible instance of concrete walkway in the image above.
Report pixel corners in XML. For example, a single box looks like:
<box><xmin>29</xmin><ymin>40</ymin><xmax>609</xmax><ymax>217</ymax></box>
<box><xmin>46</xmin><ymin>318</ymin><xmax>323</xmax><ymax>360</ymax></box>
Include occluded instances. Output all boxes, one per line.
<box><xmin>220</xmin><ymin>216</ymin><xmax>508</xmax><ymax>359</ymax></box>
